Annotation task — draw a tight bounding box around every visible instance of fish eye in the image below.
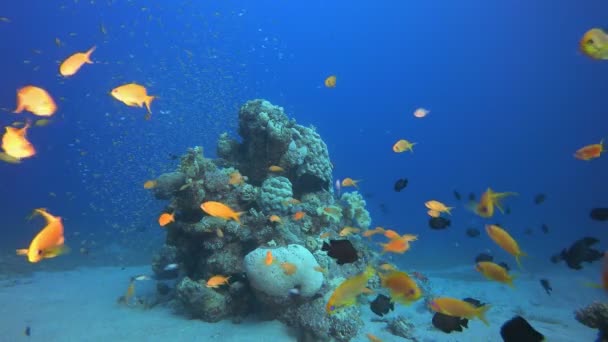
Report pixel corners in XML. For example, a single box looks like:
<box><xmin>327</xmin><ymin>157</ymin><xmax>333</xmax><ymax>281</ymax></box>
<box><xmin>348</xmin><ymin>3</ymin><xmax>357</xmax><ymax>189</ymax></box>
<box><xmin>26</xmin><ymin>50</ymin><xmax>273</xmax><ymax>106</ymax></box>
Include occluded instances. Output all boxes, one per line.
<box><xmin>330</xmin><ymin>306</ymin><xmax>335</xmax><ymax>311</ymax></box>
<box><xmin>37</xmin><ymin>250</ymin><xmax>42</xmax><ymax>255</ymax></box>
<box><xmin>587</xmin><ymin>38</ymin><xmax>594</xmax><ymax>45</ymax></box>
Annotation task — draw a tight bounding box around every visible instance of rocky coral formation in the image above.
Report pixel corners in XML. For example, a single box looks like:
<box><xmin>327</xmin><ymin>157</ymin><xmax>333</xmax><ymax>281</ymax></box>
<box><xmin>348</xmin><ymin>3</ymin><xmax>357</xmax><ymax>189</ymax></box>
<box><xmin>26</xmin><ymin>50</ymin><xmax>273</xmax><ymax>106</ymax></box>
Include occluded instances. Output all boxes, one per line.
<box><xmin>218</xmin><ymin>99</ymin><xmax>333</xmax><ymax>197</ymax></box>
<box><xmin>575</xmin><ymin>302</ymin><xmax>608</xmax><ymax>339</ymax></box>
<box><xmin>244</xmin><ymin>244</ymin><xmax>323</xmax><ymax>299</ymax></box>
<box><xmin>147</xmin><ymin>99</ymin><xmax>376</xmax><ymax>341</ymax></box>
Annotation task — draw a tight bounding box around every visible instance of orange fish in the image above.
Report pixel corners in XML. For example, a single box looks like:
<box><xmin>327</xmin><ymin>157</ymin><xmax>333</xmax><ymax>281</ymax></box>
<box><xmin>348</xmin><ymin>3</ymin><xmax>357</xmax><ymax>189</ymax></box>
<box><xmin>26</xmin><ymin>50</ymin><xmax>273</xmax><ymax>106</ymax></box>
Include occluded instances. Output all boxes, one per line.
<box><xmin>265</xmin><ymin>250</ymin><xmax>273</xmax><ymax>266</ymax></box>
<box><xmin>341</xmin><ymin>178</ymin><xmax>361</xmax><ymax>188</ymax></box>
<box><xmin>429</xmin><ymin>297</ymin><xmax>490</xmax><ymax>325</ymax></box>
<box><xmin>367</xmin><ymin>333</ymin><xmax>382</xmax><ymax>342</ymax></box>
<box><xmin>586</xmin><ymin>251</ymin><xmax>608</xmax><ymax>291</ymax></box>
<box><xmin>14</xmin><ymin>86</ymin><xmax>57</xmax><ymax>116</ymax></box>
<box><xmin>229</xmin><ymin>171</ymin><xmax>244</xmax><ymax>185</ymax></box>
<box><xmin>425</xmin><ymin>200</ymin><xmax>453</xmax><ymax>215</ymax></box>
<box><xmin>324</xmin><ymin>75</ymin><xmax>337</xmax><ymax>88</ymax></box>
<box><xmin>383</xmin><ymin>229</ymin><xmax>401</xmax><ymax>240</ymax></box>
<box><xmin>268</xmin><ymin>215</ymin><xmax>282</xmax><ymax>224</ymax></box>
<box><xmin>485</xmin><ymin>224</ymin><xmax>526</xmax><ymax>269</ymax></box>
<box><xmin>293</xmin><ymin>211</ymin><xmax>305</xmax><ymax>220</ymax></box>
<box><xmin>206</xmin><ymin>275</ymin><xmax>230</xmax><ymax>288</ymax></box>
<box><xmin>1</xmin><ymin>124</ymin><xmax>35</xmax><ymax>160</ymax></box>
<box><xmin>59</xmin><ymin>46</ymin><xmax>96</xmax><ymax>77</ymax></box>
<box><xmin>427</xmin><ymin>209</ymin><xmax>440</xmax><ymax>218</ymax></box>
<box><xmin>281</xmin><ymin>262</ymin><xmax>297</xmax><ymax>275</ymax></box>
<box><xmin>339</xmin><ymin>226</ymin><xmax>360</xmax><ymax>237</ymax></box>
<box><xmin>326</xmin><ymin>266</ymin><xmax>375</xmax><ymax>314</ymax></box>
<box><xmin>379</xmin><ymin>271</ymin><xmax>422</xmax><ymax>305</ymax></box>
<box><xmin>125</xmin><ymin>280</ymin><xmax>135</xmax><ymax>303</ymax></box>
<box><xmin>574</xmin><ymin>139</ymin><xmax>605</xmax><ymax>161</ymax></box>
<box><xmin>16</xmin><ymin>209</ymin><xmax>68</xmax><ymax>263</ymax></box>
<box><xmin>381</xmin><ymin>237</ymin><xmax>412</xmax><ymax>254</ymax></box>
<box><xmin>474</xmin><ymin>188</ymin><xmax>517</xmax><ymax>218</ymax></box>
<box><xmin>475</xmin><ymin>261</ymin><xmax>514</xmax><ymax>288</ymax></box>
<box><xmin>392</xmin><ymin>139</ymin><xmax>416</xmax><ymax>153</ymax></box>
<box><xmin>201</xmin><ymin>201</ymin><xmax>243</xmax><ymax>223</ymax></box>
<box><xmin>319</xmin><ymin>231</ymin><xmax>331</xmax><ymax>239</ymax></box>
<box><xmin>110</xmin><ymin>83</ymin><xmax>156</xmax><ymax>115</ymax></box>
<box><xmin>143</xmin><ymin>180</ymin><xmax>157</xmax><ymax>189</ymax></box>
<box><xmin>268</xmin><ymin>165</ymin><xmax>284</xmax><ymax>172</ymax></box>
<box><xmin>413</xmin><ymin>107</ymin><xmax>429</xmax><ymax>118</ymax></box>
<box><xmin>158</xmin><ymin>212</ymin><xmax>175</xmax><ymax>227</ymax></box>
<box><xmin>363</xmin><ymin>226</ymin><xmax>385</xmax><ymax>238</ymax></box>
<box><xmin>283</xmin><ymin>198</ymin><xmax>301</xmax><ymax>206</ymax></box>
<box><xmin>314</xmin><ymin>266</ymin><xmax>327</xmax><ymax>273</ymax></box>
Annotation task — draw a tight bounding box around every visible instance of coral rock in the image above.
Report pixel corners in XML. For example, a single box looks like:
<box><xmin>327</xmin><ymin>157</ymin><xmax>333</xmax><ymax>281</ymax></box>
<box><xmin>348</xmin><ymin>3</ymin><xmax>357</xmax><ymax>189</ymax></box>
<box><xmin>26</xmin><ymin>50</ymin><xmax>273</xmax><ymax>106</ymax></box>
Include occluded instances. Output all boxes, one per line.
<box><xmin>176</xmin><ymin>277</ymin><xmax>229</xmax><ymax>322</ymax></box>
<box><xmin>244</xmin><ymin>244</ymin><xmax>323</xmax><ymax>298</ymax></box>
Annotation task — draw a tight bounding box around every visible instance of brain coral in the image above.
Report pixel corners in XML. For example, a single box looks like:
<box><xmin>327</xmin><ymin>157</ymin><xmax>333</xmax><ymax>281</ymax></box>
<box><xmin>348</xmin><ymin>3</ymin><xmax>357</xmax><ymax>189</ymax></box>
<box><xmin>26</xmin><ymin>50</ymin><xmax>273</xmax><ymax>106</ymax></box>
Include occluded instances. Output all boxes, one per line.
<box><xmin>244</xmin><ymin>244</ymin><xmax>323</xmax><ymax>298</ymax></box>
<box><xmin>258</xmin><ymin>176</ymin><xmax>293</xmax><ymax>214</ymax></box>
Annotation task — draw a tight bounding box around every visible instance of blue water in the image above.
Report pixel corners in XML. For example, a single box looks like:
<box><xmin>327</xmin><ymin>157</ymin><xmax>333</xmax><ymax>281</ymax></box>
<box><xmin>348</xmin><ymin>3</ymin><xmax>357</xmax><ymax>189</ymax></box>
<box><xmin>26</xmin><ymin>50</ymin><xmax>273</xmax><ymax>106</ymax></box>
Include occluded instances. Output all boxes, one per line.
<box><xmin>1</xmin><ymin>0</ymin><xmax>607</xmax><ymax>332</ymax></box>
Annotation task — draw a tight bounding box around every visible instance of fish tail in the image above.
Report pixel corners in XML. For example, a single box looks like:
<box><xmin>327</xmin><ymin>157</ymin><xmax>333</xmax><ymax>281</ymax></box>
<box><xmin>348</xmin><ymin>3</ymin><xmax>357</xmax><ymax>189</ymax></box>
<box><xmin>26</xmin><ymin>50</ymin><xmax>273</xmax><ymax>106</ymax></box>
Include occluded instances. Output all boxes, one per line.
<box><xmin>233</xmin><ymin>211</ymin><xmax>245</xmax><ymax>224</ymax></box>
<box><xmin>477</xmin><ymin>305</ymin><xmax>491</xmax><ymax>326</ymax></box>
<box><xmin>144</xmin><ymin>95</ymin><xmax>155</xmax><ymax>114</ymax></box>
<box><xmin>515</xmin><ymin>252</ymin><xmax>526</xmax><ymax>270</ymax></box>
<box><xmin>85</xmin><ymin>46</ymin><xmax>96</xmax><ymax>63</ymax></box>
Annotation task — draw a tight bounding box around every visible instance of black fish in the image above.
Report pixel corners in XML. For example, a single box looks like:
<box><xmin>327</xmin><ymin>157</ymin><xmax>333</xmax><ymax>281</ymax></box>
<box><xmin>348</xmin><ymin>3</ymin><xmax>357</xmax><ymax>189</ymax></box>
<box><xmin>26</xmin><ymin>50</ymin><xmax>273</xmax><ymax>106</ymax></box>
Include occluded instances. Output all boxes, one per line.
<box><xmin>540</xmin><ymin>224</ymin><xmax>549</xmax><ymax>234</ymax></box>
<box><xmin>370</xmin><ymin>294</ymin><xmax>394</xmax><ymax>317</ymax></box>
<box><xmin>556</xmin><ymin>237</ymin><xmax>603</xmax><ymax>270</ymax></box>
<box><xmin>539</xmin><ymin>279</ymin><xmax>552</xmax><ymax>295</ymax></box>
<box><xmin>466</xmin><ymin>228</ymin><xmax>480</xmax><ymax>237</ymax></box>
<box><xmin>534</xmin><ymin>193</ymin><xmax>546</xmax><ymax>205</ymax></box>
<box><xmin>500</xmin><ymin>316</ymin><xmax>545</xmax><ymax>342</ymax></box>
<box><xmin>24</xmin><ymin>326</ymin><xmax>30</xmax><ymax>336</ymax></box>
<box><xmin>453</xmin><ymin>190</ymin><xmax>461</xmax><ymax>200</ymax></box>
<box><xmin>432</xmin><ymin>312</ymin><xmax>468</xmax><ymax>333</ymax></box>
<box><xmin>429</xmin><ymin>217</ymin><xmax>450</xmax><ymax>230</ymax></box>
<box><xmin>394</xmin><ymin>178</ymin><xmax>408</xmax><ymax>192</ymax></box>
<box><xmin>322</xmin><ymin>240</ymin><xmax>358</xmax><ymax>265</ymax></box>
<box><xmin>468</xmin><ymin>192</ymin><xmax>476</xmax><ymax>201</ymax></box>
<box><xmin>590</xmin><ymin>208</ymin><xmax>608</xmax><ymax>221</ymax></box>
<box><xmin>432</xmin><ymin>297</ymin><xmax>483</xmax><ymax>334</ymax></box>
<box><xmin>475</xmin><ymin>253</ymin><xmax>493</xmax><ymax>263</ymax></box>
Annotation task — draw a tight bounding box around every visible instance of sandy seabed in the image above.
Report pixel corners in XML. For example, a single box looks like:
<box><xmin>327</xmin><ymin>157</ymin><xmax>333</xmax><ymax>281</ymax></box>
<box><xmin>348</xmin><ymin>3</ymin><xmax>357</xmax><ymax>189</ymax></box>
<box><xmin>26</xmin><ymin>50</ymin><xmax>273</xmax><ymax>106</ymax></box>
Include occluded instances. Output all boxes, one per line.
<box><xmin>0</xmin><ymin>264</ymin><xmax>602</xmax><ymax>342</ymax></box>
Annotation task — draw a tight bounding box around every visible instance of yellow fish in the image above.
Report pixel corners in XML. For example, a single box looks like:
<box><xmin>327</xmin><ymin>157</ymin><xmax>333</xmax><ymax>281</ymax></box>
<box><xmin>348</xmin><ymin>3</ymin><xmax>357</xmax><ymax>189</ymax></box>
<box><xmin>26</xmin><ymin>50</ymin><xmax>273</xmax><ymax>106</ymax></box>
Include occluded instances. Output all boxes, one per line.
<box><xmin>580</xmin><ymin>28</ymin><xmax>608</xmax><ymax>60</ymax></box>
<box><xmin>429</xmin><ymin>297</ymin><xmax>490</xmax><ymax>325</ymax></box>
<box><xmin>326</xmin><ymin>266</ymin><xmax>375</xmax><ymax>314</ymax></box>
<box><xmin>485</xmin><ymin>224</ymin><xmax>526</xmax><ymax>269</ymax></box>
<box><xmin>475</xmin><ymin>261</ymin><xmax>515</xmax><ymax>288</ymax></box>
<box><xmin>200</xmin><ymin>201</ymin><xmax>243</xmax><ymax>223</ymax></box>
<box><xmin>110</xmin><ymin>83</ymin><xmax>156</xmax><ymax>115</ymax></box>
<box><xmin>474</xmin><ymin>188</ymin><xmax>517</xmax><ymax>218</ymax></box>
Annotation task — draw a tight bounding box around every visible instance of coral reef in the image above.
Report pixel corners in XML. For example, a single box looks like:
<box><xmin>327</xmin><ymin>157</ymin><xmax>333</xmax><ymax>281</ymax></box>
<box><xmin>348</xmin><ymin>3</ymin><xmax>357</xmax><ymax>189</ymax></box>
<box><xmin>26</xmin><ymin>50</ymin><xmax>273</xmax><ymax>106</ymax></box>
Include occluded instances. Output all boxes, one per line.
<box><xmin>341</xmin><ymin>192</ymin><xmax>372</xmax><ymax>229</ymax></box>
<box><xmin>148</xmin><ymin>99</ymin><xmax>375</xmax><ymax>341</ymax></box>
<box><xmin>575</xmin><ymin>302</ymin><xmax>608</xmax><ymax>338</ymax></box>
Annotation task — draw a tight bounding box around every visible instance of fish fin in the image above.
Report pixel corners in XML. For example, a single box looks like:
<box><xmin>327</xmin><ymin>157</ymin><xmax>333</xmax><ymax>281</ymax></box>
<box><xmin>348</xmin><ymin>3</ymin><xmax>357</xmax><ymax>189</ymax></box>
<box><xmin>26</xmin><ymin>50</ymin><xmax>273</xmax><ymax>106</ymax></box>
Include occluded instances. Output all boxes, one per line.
<box><xmin>477</xmin><ymin>305</ymin><xmax>491</xmax><ymax>326</ymax></box>
<box><xmin>16</xmin><ymin>248</ymin><xmax>28</xmax><ymax>256</ymax></box>
<box><xmin>85</xmin><ymin>46</ymin><xmax>96</xmax><ymax>63</ymax></box>
<box><xmin>233</xmin><ymin>211</ymin><xmax>245</xmax><ymax>224</ymax></box>
<box><xmin>42</xmin><ymin>244</ymin><xmax>70</xmax><ymax>259</ymax></box>
<box><xmin>144</xmin><ymin>95</ymin><xmax>155</xmax><ymax>114</ymax></box>
<box><xmin>515</xmin><ymin>252</ymin><xmax>527</xmax><ymax>270</ymax></box>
